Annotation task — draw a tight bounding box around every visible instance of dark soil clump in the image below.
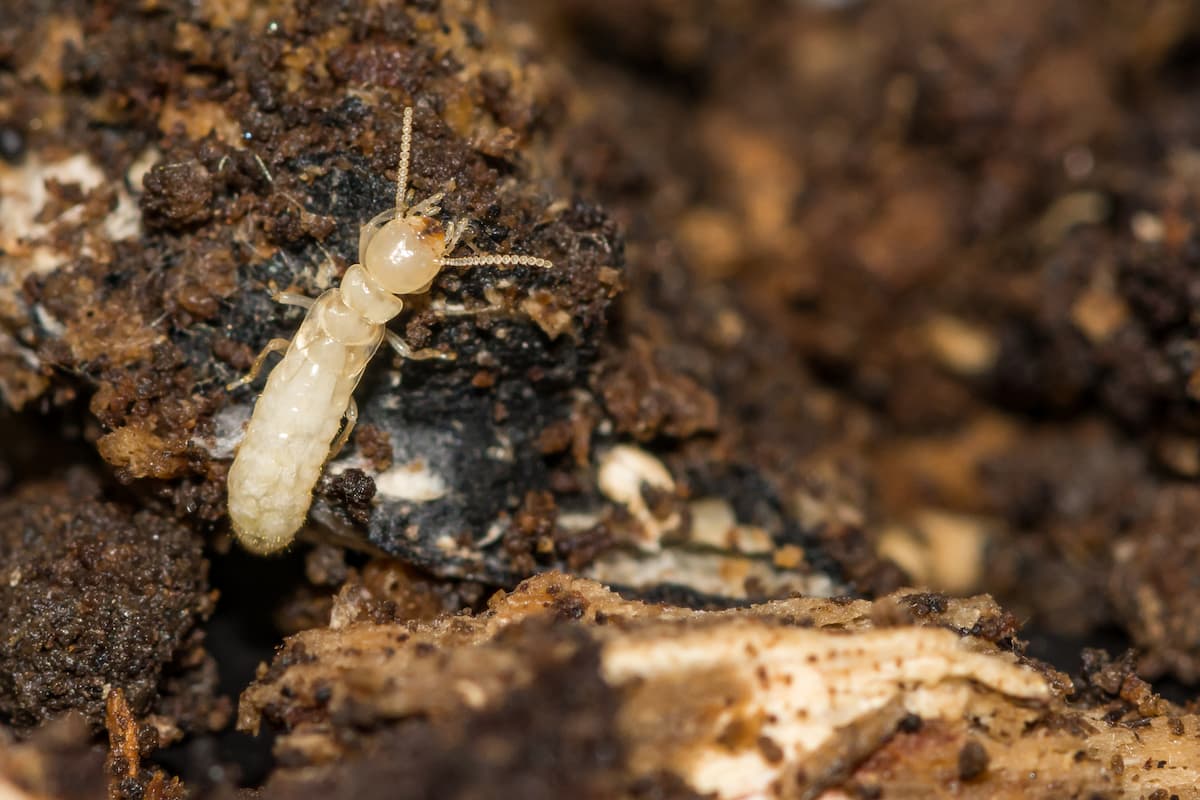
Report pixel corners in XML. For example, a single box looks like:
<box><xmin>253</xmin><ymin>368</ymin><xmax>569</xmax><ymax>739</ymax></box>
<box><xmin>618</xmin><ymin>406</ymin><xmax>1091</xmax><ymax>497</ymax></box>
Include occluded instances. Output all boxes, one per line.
<box><xmin>0</xmin><ymin>476</ymin><xmax>216</xmax><ymax>733</ymax></box>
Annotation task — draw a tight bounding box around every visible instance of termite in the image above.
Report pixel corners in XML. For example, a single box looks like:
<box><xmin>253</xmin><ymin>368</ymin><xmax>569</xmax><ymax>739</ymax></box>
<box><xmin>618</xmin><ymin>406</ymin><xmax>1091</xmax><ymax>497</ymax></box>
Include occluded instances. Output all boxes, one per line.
<box><xmin>226</xmin><ymin>106</ymin><xmax>553</xmax><ymax>555</ymax></box>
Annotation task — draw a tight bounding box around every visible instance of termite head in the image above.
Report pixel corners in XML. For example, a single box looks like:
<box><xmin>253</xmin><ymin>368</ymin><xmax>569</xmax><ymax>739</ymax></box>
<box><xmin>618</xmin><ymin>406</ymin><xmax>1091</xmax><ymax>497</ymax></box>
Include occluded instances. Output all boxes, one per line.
<box><xmin>359</xmin><ymin>209</ymin><xmax>447</xmax><ymax>295</ymax></box>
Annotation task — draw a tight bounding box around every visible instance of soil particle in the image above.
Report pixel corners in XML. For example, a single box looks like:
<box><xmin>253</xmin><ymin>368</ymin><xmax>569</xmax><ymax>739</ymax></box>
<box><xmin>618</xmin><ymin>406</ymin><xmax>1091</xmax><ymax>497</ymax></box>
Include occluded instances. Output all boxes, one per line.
<box><xmin>1076</xmin><ymin>647</ymin><xmax>1169</xmax><ymax>721</ymax></box>
<box><xmin>353</xmin><ymin>423</ymin><xmax>394</xmax><ymax>471</ymax></box>
<box><xmin>957</xmin><ymin>739</ymin><xmax>989</xmax><ymax>781</ymax></box>
<box><xmin>320</xmin><ymin>467</ymin><xmax>377</xmax><ymax>527</ymax></box>
<box><xmin>140</xmin><ymin>160</ymin><xmax>214</xmax><ymax>230</ymax></box>
<box><xmin>901</xmin><ymin>593</ymin><xmax>949</xmax><ymax>618</ymax></box>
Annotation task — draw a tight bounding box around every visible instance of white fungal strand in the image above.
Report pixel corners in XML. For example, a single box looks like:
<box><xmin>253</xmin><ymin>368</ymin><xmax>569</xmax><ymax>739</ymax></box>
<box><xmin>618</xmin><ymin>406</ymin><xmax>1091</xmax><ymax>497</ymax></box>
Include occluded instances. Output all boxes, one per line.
<box><xmin>226</xmin><ymin>107</ymin><xmax>553</xmax><ymax>555</ymax></box>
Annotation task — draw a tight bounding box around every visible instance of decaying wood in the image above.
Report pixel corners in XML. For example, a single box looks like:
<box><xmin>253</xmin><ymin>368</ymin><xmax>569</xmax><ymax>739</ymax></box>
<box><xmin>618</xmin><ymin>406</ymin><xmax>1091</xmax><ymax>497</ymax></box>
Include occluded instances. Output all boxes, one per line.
<box><xmin>241</xmin><ymin>573</ymin><xmax>1199</xmax><ymax>798</ymax></box>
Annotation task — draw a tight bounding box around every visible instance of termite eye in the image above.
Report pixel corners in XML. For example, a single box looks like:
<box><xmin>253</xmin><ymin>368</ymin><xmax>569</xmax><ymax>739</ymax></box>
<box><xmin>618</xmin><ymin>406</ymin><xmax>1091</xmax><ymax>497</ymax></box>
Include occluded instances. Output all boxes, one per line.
<box><xmin>362</xmin><ymin>218</ymin><xmax>444</xmax><ymax>295</ymax></box>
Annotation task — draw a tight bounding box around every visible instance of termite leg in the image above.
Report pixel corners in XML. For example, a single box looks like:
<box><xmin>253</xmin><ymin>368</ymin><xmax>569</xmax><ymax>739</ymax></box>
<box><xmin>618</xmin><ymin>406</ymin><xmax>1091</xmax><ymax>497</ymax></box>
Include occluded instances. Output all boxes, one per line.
<box><xmin>406</xmin><ymin>192</ymin><xmax>445</xmax><ymax>219</ymax></box>
<box><xmin>426</xmin><ymin>297</ymin><xmax>507</xmax><ymax>318</ymax></box>
<box><xmin>226</xmin><ymin>338</ymin><xmax>290</xmax><ymax>391</ymax></box>
<box><xmin>273</xmin><ymin>292</ymin><xmax>315</xmax><ymax>309</ymax></box>
<box><xmin>444</xmin><ymin>219</ymin><xmax>469</xmax><ymax>253</ymax></box>
<box><xmin>330</xmin><ymin>398</ymin><xmax>358</xmax><ymax>459</ymax></box>
<box><xmin>385</xmin><ymin>330</ymin><xmax>457</xmax><ymax>361</ymax></box>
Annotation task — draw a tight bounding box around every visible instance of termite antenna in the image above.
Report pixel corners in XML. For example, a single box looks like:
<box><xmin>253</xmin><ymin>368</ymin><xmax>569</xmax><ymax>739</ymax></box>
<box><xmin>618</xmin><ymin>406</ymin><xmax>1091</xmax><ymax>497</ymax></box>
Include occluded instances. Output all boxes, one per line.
<box><xmin>395</xmin><ymin>106</ymin><xmax>414</xmax><ymax>212</ymax></box>
<box><xmin>436</xmin><ymin>254</ymin><xmax>554</xmax><ymax>269</ymax></box>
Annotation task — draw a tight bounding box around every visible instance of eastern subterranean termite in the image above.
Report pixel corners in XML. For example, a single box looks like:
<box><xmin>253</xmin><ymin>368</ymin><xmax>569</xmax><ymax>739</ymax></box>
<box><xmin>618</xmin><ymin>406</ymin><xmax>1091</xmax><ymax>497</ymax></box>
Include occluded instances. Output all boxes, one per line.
<box><xmin>226</xmin><ymin>107</ymin><xmax>552</xmax><ymax>555</ymax></box>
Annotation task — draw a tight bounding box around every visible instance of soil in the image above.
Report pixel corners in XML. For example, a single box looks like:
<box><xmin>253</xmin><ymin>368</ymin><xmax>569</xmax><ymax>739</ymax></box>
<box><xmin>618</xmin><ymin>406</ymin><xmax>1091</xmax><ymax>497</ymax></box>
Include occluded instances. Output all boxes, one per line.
<box><xmin>3</xmin><ymin>0</ymin><xmax>1200</xmax><ymax>798</ymax></box>
<box><xmin>0</xmin><ymin>473</ymin><xmax>218</xmax><ymax>734</ymax></box>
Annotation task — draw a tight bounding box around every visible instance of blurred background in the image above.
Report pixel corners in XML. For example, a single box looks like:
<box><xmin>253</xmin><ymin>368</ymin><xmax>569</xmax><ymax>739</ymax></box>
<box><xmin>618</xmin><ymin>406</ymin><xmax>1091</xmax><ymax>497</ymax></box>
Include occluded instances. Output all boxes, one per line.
<box><xmin>512</xmin><ymin>0</ymin><xmax>1200</xmax><ymax>689</ymax></box>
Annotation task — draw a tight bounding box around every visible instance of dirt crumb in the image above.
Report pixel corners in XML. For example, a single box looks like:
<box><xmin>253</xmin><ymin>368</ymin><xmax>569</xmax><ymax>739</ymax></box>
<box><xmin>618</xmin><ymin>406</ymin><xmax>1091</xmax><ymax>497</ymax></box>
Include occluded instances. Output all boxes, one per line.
<box><xmin>957</xmin><ymin>739</ymin><xmax>989</xmax><ymax>781</ymax></box>
<box><xmin>140</xmin><ymin>159</ymin><xmax>214</xmax><ymax>229</ymax></box>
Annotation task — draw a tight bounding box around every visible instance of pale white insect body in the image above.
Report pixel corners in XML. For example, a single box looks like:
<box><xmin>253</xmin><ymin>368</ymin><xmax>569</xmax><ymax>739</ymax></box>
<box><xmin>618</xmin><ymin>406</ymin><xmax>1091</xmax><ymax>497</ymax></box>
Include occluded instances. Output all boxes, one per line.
<box><xmin>227</xmin><ymin>107</ymin><xmax>552</xmax><ymax>555</ymax></box>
